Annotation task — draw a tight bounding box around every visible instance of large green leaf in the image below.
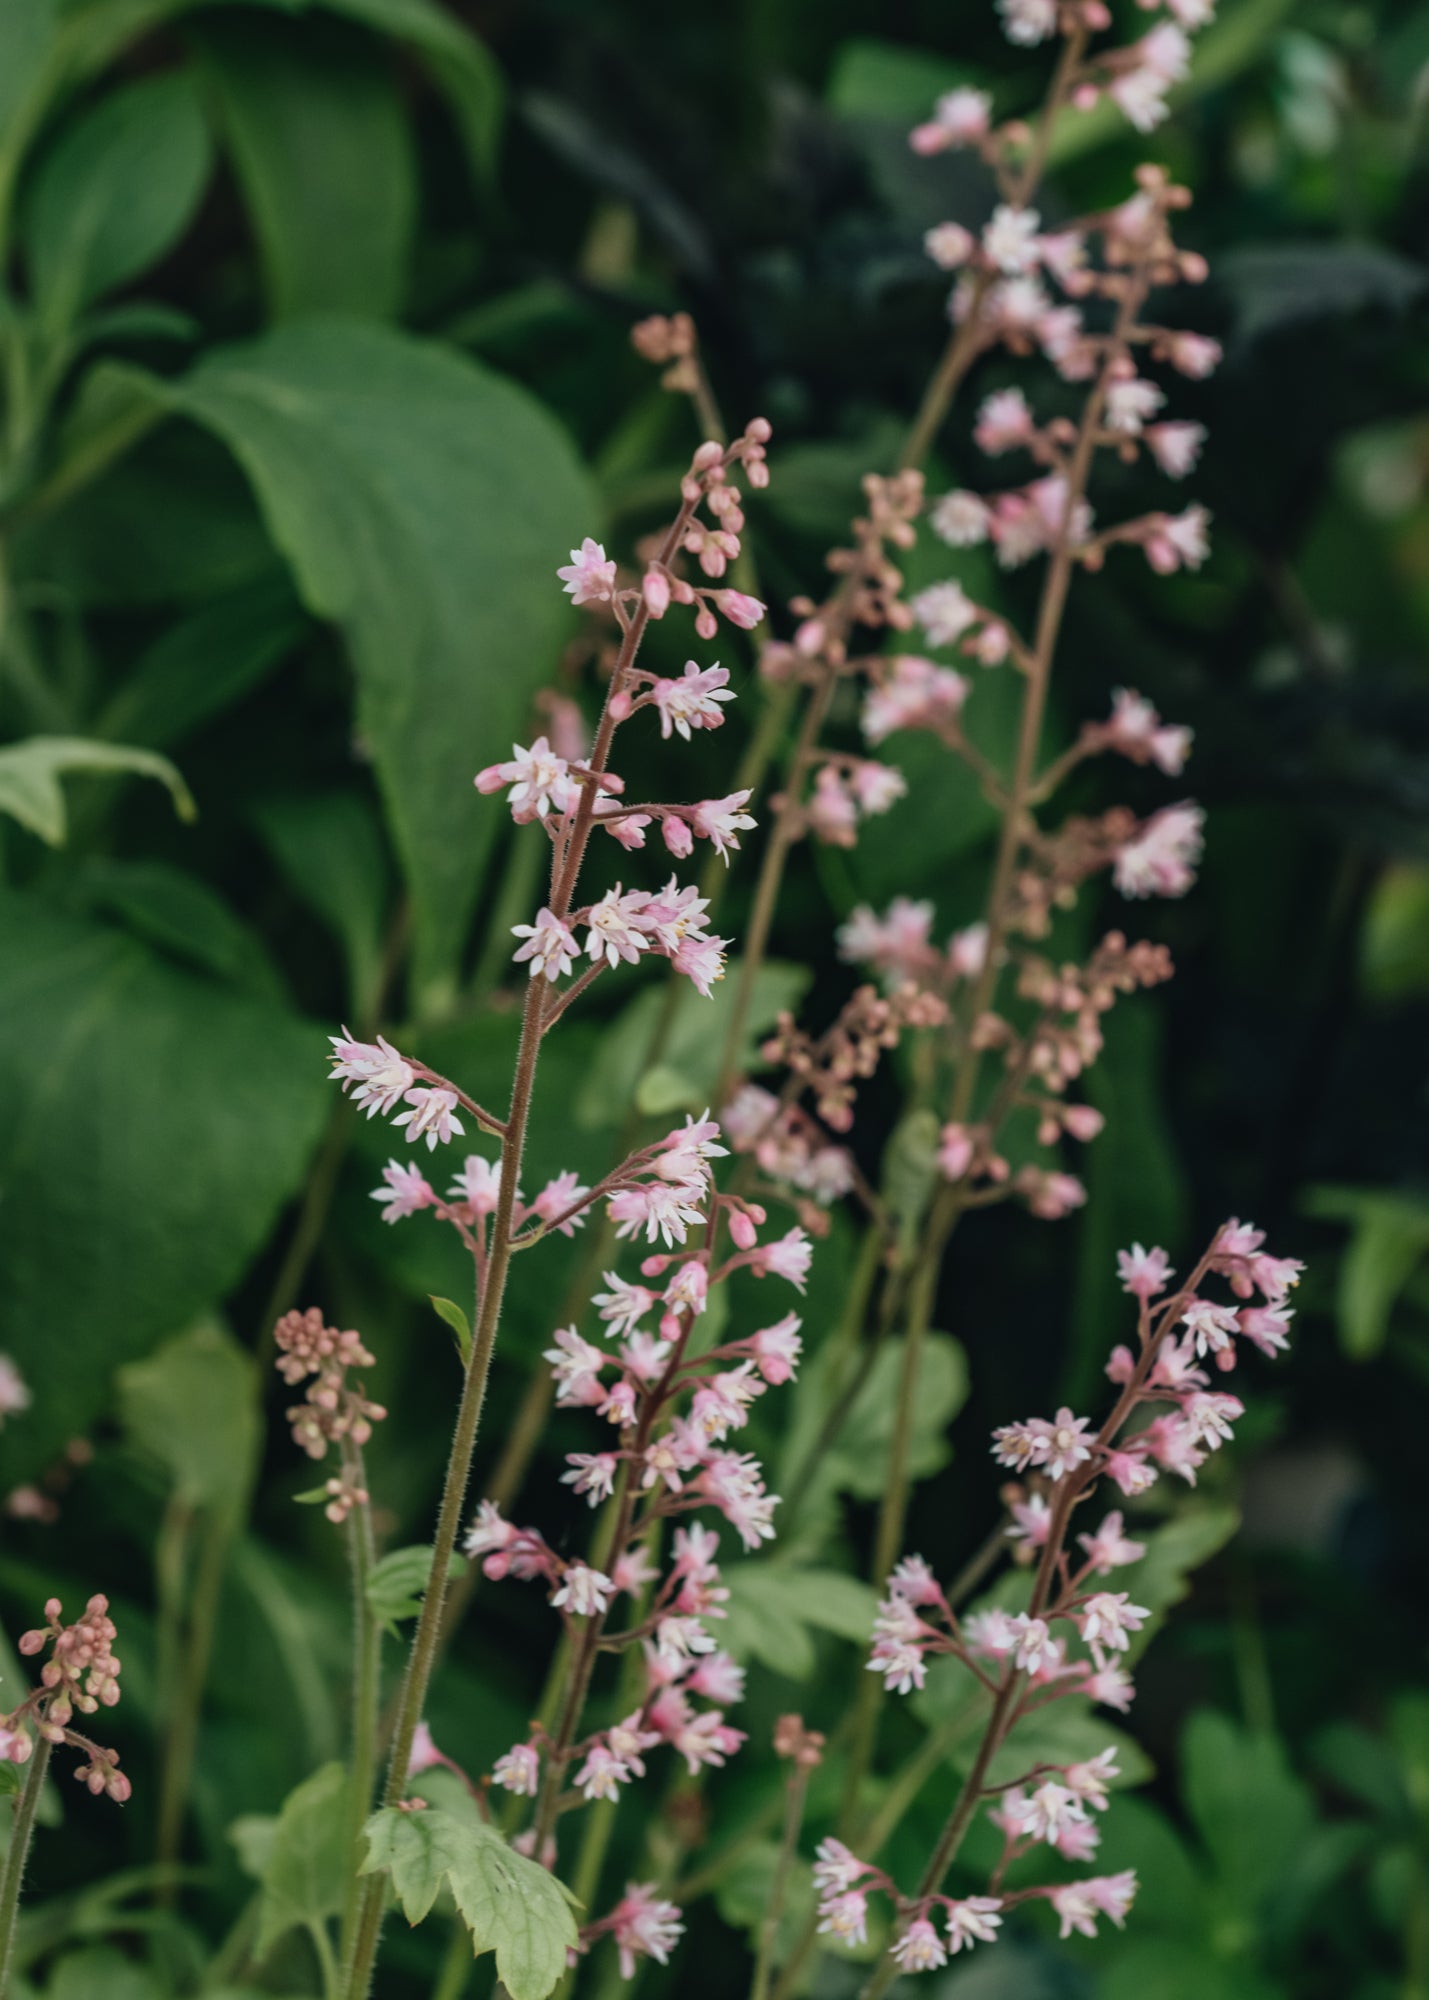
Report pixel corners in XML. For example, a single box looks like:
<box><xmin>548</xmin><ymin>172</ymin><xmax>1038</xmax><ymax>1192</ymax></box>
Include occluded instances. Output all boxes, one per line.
<box><xmin>1304</xmin><ymin>1185</ymin><xmax>1429</xmax><ymax>1360</ymax></box>
<box><xmin>116</xmin><ymin>1321</ymin><xmax>260</xmax><ymax>1516</ymax></box>
<box><xmin>0</xmin><ymin>734</ymin><xmax>193</xmax><ymax>846</ymax></box>
<box><xmin>194</xmin><ymin>14</ymin><xmax>417</xmax><ymax>320</ymax></box>
<box><xmin>254</xmin><ymin>1762</ymin><xmax>348</xmax><ymax>1956</ymax></box>
<box><xmin>720</xmin><ymin>1564</ymin><xmax>881</xmax><ymax>1679</ymax></box>
<box><xmin>19</xmin><ymin>70</ymin><xmax>212</xmax><ymax>331</ymax></box>
<box><xmin>250</xmin><ymin>788</ymin><xmax>392</xmax><ymax>1020</ymax></box>
<box><xmin>363</xmin><ymin>1806</ymin><xmax>579</xmax><ymax>2000</ymax></box>
<box><xmin>0</xmin><ymin>892</ymin><xmax>327</xmax><ymax>1480</ymax></box>
<box><xmin>1181</xmin><ymin>1711</ymin><xmax>1316</xmax><ymax>1918</ymax></box>
<box><xmin>128</xmin><ymin>320</ymin><xmax>595</xmax><ymax>1008</ymax></box>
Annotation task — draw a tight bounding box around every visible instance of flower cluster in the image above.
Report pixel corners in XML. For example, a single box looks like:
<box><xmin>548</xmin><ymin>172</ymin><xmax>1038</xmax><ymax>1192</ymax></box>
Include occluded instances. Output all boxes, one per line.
<box><xmin>273</xmin><ymin>1307</ymin><xmax>387</xmax><ymax>1520</ymax></box>
<box><xmin>847</xmin><ymin>1219</ymin><xmax>1298</xmax><ymax>1972</ymax></box>
<box><xmin>0</xmin><ymin>1595</ymin><xmax>130</xmax><ymax>1802</ymax></box>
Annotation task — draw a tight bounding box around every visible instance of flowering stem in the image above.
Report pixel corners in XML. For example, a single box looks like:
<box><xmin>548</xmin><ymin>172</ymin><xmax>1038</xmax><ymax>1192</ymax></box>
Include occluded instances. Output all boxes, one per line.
<box><xmin>749</xmin><ymin>1760</ymin><xmax>812</xmax><ymax>2000</ymax></box>
<box><xmin>0</xmin><ymin>1731</ymin><xmax>51</xmax><ymax>1995</ymax></box>
<box><xmin>338</xmin><ymin>1447</ymin><xmax>381</xmax><ymax>1971</ymax></box>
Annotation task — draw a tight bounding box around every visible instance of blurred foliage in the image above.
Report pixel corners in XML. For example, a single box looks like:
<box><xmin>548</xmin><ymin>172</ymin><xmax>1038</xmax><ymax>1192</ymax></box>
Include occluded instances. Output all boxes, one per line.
<box><xmin>1</xmin><ymin>0</ymin><xmax>1428</xmax><ymax>1995</ymax></box>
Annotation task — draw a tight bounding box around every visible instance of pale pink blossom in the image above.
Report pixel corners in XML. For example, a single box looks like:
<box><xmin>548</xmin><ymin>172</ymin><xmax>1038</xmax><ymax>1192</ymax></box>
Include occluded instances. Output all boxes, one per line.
<box><xmin>891</xmin><ymin>1919</ymin><xmax>947</xmax><ymax>1972</ymax></box>
<box><xmin>813</xmin><ymin>1839</ymin><xmax>872</xmax><ymax>1895</ymax></box>
<box><xmin>911</xmin><ymin>580</ymin><xmax>978</xmax><ymax>648</ymax></box>
<box><xmin>910</xmin><ymin>87</ymin><xmax>993</xmax><ymax>154</ymax></box>
<box><xmin>691</xmin><ymin>790</ymin><xmax>756</xmax><ymax>861</ymax></box>
<box><xmin>1168</xmin><ymin>332</ymin><xmax>1222</xmax><ymax>378</ymax></box>
<box><xmin>492</xmin><ymin>1742</ymin><xmax>540</xmax><ymax>1795</ymax></box>
<box><xmin>531</xmin><ymin>1169</ymin><xmax>589</xmax><ymax>1235</ymax></box>
<box><xmin>473</xmin><ymin>736</ymin><xmax>579</xmax><ymax>821</ymax></box>
<box><xmin>862</xmin><ymin>657</ymin><xmax>970</xmax><ymax>743</ymax></box>
<box><xmin>924</xmin><ymin>222</ymin><xmax>976</xmax><ymax>269</ymax></box>
<box><xmin>575</xmin><ymin>1743</ymin><xmax>630</xmax><ymax>1801</ymax></box>
<box><xmin>1117</xmin><ymin>1242</ymin><xmax>1173</xmax><ymax>1298</ymax></box>
<box><xmin>937</xmin><ymin>1122</ymin><xmax>975</xmax><ymax>1180</ymax></box>
<box><xmin>931</xmin><ymin>490</ymin><xmax>991</xmax><ymax>547</ymax></box>
<box><xmin>329</xmin><ymin>1030</ymin><xmax>415</xmax><ymax>1117</ymax></box>
<box><xmin>718</xmin><ymin>589</ymin><xmax>766</xmax><ymax>630</ymax></box>
<box><xmin>1078</xmin><ymin>1510</ymin><xmax>1146</xmax><ymax>1575</ymax></box>
<box><xmin>817</xmin><ymin>1889</ymin><xmax>869</xmax><ymax>1946</ymax></box>
<box><xmin>557</xmin><ymin>537</ymin><xmax>618</xmax><ymax>605</ymax></box>
<box><xmin>751</xmin><ymin>1314</ymin><xmax>803</xmax><ymax>1384</ymax></box>
<box><xmin>1007</xmin><ymin>1493</ymin><xmax>1052</xmax><ymax>1552</ymax></box>
<box><xmin>1146</xmin><ymin>420</ymin><xmax>1207</xmax><ymax>478</ymax></box>
<box><xmin>999</xmin><ymin>0</ymin><xmax>1057</xmax><ymax>45</ymax></box>
<box><xmin>983</xmin><ymin>204</ymin><xmax>1042</xmax><ymax>275</ymax></box>
<box><xmin>1078</xmin><ymin>1592</ymin><xmax>1150</xmax><ymax>1656</ymax></box>
<box><xmin>1181</xmin><ymin>1297</ymin><xmax>1239</xmax><ymax>1357</ymax></box>
<box><xmin>562</xmin><ymin>1453</ymin><xmax>619</xmax><ymax>1505</ymax></box>
<box><xmin>1114</xmin><ymin>802</ymin><xmax>1205</xmax><ymax>899</ymax></box>
<box><xmin>592</xmin><ymin>1272</ymin><xmax>656</xmax><ymax>1340</ymax></box>
<box><xmin>975</xmin><ymin>386</ymin><xmax>1035</xmax><ymax>455</ymax></box>
<box><xmin>448</xmin><ymin>1153</ymin><xmax>503</xmax><ymax>1215</ymax></box>
<box><xmin>585</xmin><ymin>886</ymin><xmax>654</xmax><ymax>969</ymax></box>
<box><xmin>1049</xmin><ymin>1871</ymin><xmax>1137</xmax><ymax>1939</ymax></box>
<box><xmin>552</xmin><ymin>1562</ymin><xmax>614</xmax><ymax>1618</ymax></box>
<box><xmin>369</xmin><ymin>1159</ymin><xmax>433</xmax><ymax>1224</ymax></box>
<box><xmin>393</xmin><ymin>1087</ymin><xmax>464</xmax><ymax>1151</ymax></box>
<box><xmin>0</xmin><ymin>1357</ymin><xmax>30</xmax><ymax>1423</ymax></box>
<box><xmin>1145</xmin><ymin>503</ymin><xmax>1212</xmax><ymax>574</ymax></box>
<box><xmin>651</xmin><ymin>662</ymin><xmax>736</xmax><ymax>741</ymax></box>
<box><xmin>756</xmin><ymin>1227</ymin><xmax>813</xmax><ymax>1290</ymax></box>
<box><xmin>512</xmin><ymin>907</ymin><xmax>580</xmax><ymax>981</ymax></box>
<box><xmin>946</xmin><ymin>1898</ymin><xmax>1003</xmax><ymax>1952</ymax></box>
<box><xmin>610</xmin><ymin>1884</ymin><xmax>684</xmax><ymax>1978</ymax></box>
<box><xmin>544</xmin><ymin>1326</ymin><xmax>606</xmax><ymax>1407</ymax></box>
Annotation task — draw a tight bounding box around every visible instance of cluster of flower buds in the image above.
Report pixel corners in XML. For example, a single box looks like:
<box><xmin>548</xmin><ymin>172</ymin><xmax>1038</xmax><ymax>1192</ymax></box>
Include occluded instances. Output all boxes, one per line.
<box><xmin>463</xmin><ymin>1130</ymin><xmax>815</xmax><ymax>1827</ymax></box>
<box><xmin>722</xmin><ymin>1085</ymin><xmax>856</xmax><ymax>1230</ymax></box>
<box><xmin>814</xmin><ymin>1827</ymin><xmax>1136</xmax><ymax>1969</ymax></box>
<box><xmin>0</xmin><ymin>1596</ymin><xmax>130</xmax><ymax>1802</ymax></box>
<box><xmin>630</xmin><ymin>311</ymin><xmax>703</xmax><ymax>399</ymax></box>
<box><xmin>761</xmin><ymin>471</ymin><xmax>926</xmax><ymax>691</ymax></box>
<box><xmin>273</xmin><ymin>1307</ymin><xmax>386</xmax><ymax>1519</ymax></box>
<box><xmin>761</xmin><ymin>986</ymin><xmax>949</xmax><ymax>1135</ymax></box>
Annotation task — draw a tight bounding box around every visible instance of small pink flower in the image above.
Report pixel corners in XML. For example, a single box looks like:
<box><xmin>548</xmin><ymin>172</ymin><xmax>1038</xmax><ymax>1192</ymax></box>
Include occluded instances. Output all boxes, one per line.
<box><xmin>512</xmin><ymin>907</ymin><xmax>580</xmax><ymax>982</ymax></box>
<box><xmin>492</xmin><ymin>1741</ymin><xmax>540</xmax><ymax>1795</ymax></box>
<box><xmin>473</xmin><ymin>736</ymin><xmax>578</xmax><ymax>821</ymax></box>
<box><xmin>561</xmin><ymin>1453</ymin><xmax>619</xmax><ymax>1505</ymax></box>
<box><xmin>393</xmin><ymin>1087</ymin><xmax>464</xmax><ymax>1151</ymax></box>
<box><xmin>974</xmin><ymin>386</ymin><xmax>1035</xmax><ymax>454</ymax></box>
<box><xmin>911</xmin><ymin>579</ymin><xmax>978</xmax><ymax>648</ymax></box>
<box><xmin>755</xmin><ymin>1227</ymin><xmax>813</xmax><ymax>1291</ymax></box>
<box><xmin>610</xmin><ymin>1884</ymin><xmax>684</xmax><ymax>1978</ymax></box>
<box><xmin>717</xmin><ymin>590</ymin><xmax>765</xmax><ymax>629</ymax></box>
<box><xmin>557</xmin><ymin>537</ymin><xmax>617</xmax><ymax>605</ymax></box>
<box><xmin>369</xmin><ymin>1159</ymin><xmax>433</xmax><ymax>1224</ymax></box>
<box><xmin>691</xmin><ymin>790</ymin><xmax>756</xmax><ymax>860</ymax></box>
<box><xmin>937</xmin><ymin>1122</ymin><xmax>975</xmax><ymax>1181</ymax></box>
<box><xmin>552</xmin><ymin>1563</ymin><xmax>615</xmax><ymax>1619</ymax></box>
<box><xmin>909</xmin><ymin>86</ymin><xmax>992</xmax><ymax>154</ymax></box>
<box><xmin>1114</xmin><ymin>802</ymin><xmax>1205</xmax><ymax>900</ymax></box>
<box><xmin>1078</xmin><ymin>1510</ymin><xmax>1146</xmax><ymax>1575</ymax></box>
<box><xmin>750</xmin><ymin>1313</ymin><xmax>802</xmax><ymax>1384</ymax></box>
<box><xmin>891</xmin><ymin>1918</ymin><xmax>947</xmax><ymax>1972</ymax></box>
<box><xmin>1117</xmin><ymin>1241</ymin><xmax>1173</xmax><ymax>1298</ymax></box>
<box><xmin>651</xmin><ymin>661</ymin><xmax>736</xmax><ymax>741</ymax></box>
<box><xmin>945</xmin><ymin>1897</ymin><xmax>1003</xmax><ymax>1953</ymax></box>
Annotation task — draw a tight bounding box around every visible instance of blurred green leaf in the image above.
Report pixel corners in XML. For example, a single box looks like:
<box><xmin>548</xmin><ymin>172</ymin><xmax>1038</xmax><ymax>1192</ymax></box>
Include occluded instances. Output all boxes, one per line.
<box><xmin>574</xmin><ymin>960</ymin><xmax>810</xmax><ymax>1129</ymax></box>
<box><xmin>1181</xmin><ymin>1711</ymin><xmax>1316</xmax><ymax>1918</ymax></box>
<box><xmin>127</xmin><ymin>320</ymin><xmax>595</xmax><ymax>1008</ymax></box>
<box><xmin>1360</xmin><ymin>863</ymin><xmax>1429</xmax><ymax>1002</ymax></box>
<box><xmin>74</xmin><ymin>861</ymin><xmax>285</xmax><ymax>999</ymax></box>
<box><xmin>0</xmin><ymin>734</ymin><xmax>193</xmax><ymax>846</ymax></box>
<box><xmin>826</xmin><ymin>1331</ymin><xmax>969</xmax><ymax>1499</ymax></box>
<box><xmin>117</xmin><ymin>1321</ymin><xmax>260</xmax><ymax>1515</ymax></box>
<box><xmin>0</xmin><ymin>892</ymin><xmax>327</xmax><ymax>1481</ymax></box>
<box><xmin>250</xmin><ymin>788</ymin><xmax>392</xmax><ymax>1018</ymax></box>
<box><xmin>721</xmin><ymin>1563</ymin><xmax>880</xmax><ymax>1677</ymax></box>
<box><xmin>195</xmin><ymin>14</ymin><xmax>416</xmax><ymax>320</ymax></box>
<box><xmin>365</xmin><ymin>1543</ymin><xmax>462</xmax><ymax>1637</ymax></box>
<box><xmin>254</xmin><ymin>1761</ymin><xmax>347</xmax><ymax>1956</ymax></box>
<box><xmin>1304</xmin><ymin>1185</ymin><xmax>1429</xmax><ymax>1358</ymax></box>
<box><xmin>20</xmin><ymin>71</ymin><xmax>212</xmax><ymax>331</ymax></box>
<box><xmin>97</xmin><ymin>574</ymin><xmax>304</xmax><ymax>751</ymax></box>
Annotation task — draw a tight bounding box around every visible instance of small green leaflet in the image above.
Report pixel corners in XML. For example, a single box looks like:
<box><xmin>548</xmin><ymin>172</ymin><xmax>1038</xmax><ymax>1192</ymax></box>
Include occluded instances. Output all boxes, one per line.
<box><xmin>364</xmin><ymin>1544</ymin><xmax>464</xmax><ymax>1636</ymax></box>
<box><xmin>362</xmin><ymin>1807</ymin><xmax>579</xmax><ymax>2000</ymax></box>
<box><xmin>429</xmin><ymin>1294</ymin><xmax>472</xmax><ymax>1364</ymax></box>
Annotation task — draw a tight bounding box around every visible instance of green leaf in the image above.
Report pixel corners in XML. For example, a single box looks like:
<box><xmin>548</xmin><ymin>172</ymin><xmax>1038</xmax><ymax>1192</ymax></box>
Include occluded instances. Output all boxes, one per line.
<box><xmin>255</xmin><ymin>1762</ymin><xmax>348</xmax><ymax>1957</ymax></box>
<box><xmin>250</xmin><ymin>788</ymin><xmax>391</xmax><ymax>1019</ymax></box>
<box><xmin>825</xmin><ymin>1331</ymin><xmax>969</xmax><ymax>1499</ymax></box>
<box><xmin>1304</xmin><ymin>1185</ymin><xmax>1429</xmax><ymax>1359</ymax></box>
<box><xmin>1115</xmin><ymin>1505</ymin><xmax>1241</xmax><ymax>1650</ymax></box>
<box><xmin>0</xmin><ymin>1762</ymin><xmax>20</xmax><ymax>1799</ymax></box>
<box><xmin>75</xmin><ymin>860</ymin><xmax>285</xmax><ymax>999</ymax></box>
<box><xmin>194</xmin><ymin>14</ymin><xmax>416</xmax><ymax>320</ymax></box>
<box><xmin>721</xmin><ymin>1564</ymin><xmax>880</xmax><ymax>1679</ymax></box>
<box><xmin>0</xmin><ymin>892</ymin><xmax>327</xmax><ymax>1481</ymax></box>
<box><xmin>365</xmin><ymin>1544</ymin><xmax>463</xmax><ymax>1636</ymax></box>
<box><xmin>20</xmin><ymin>71</ymin><xmax>212</xmax><ymax>330</ymax></box>
<box><xmin>1181</xmin><ymin>1711</ymin><xmax>1316</xmax><ymax>1917</ymax></box>
<box><xmin>116</xmin><ymin>1321</ymin><xmax>260</xmax><ymax>1515</ymax></box>
<box><xmin>428</xmin><ymin>1295</ymin><xmax>472</xmax><ymax>1366</ymax></box>
<box><xmin>97</xmin><ymin>573</ymin><xmax>305</xmax><ymax>751</ymax></box>
<box><xmin>0</xmin><ymin>735</ymin><xmax>193</xmax><ymax>846</ymax></box>
<box><xmin>126</xmin><ymin>320</ymin><xmax>596</xmax><ymax>1008</ymax></box>
<box><xmin>363</xmin><ymin>1807</ymin><xmax>579</xmax><ymax>1999</ymax></box>
<box><xmin>574</xmin><ymin>959</ymin><xmax>810</xmax><ymax>1130</ymax></box>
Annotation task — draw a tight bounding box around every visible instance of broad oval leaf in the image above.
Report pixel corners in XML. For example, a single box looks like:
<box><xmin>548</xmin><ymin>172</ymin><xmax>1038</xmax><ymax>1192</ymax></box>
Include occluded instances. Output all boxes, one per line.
<box><xmin>255</xmin><ymin>1761</ymin><xmax>348</xmax><ymax>1956</ymax></box>
<box><xmin>129</xmin><ymin>320</ymin><xmax>597</xmax><ymax>1009</ymax></box>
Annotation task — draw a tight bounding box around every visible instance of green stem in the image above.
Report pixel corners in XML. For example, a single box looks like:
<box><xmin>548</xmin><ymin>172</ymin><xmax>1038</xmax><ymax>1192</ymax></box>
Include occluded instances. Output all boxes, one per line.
<box><xmin>339</xmin><ymin>1446</ymin><xmax>381</xmax><ymax>1970</ymax></box>
<box><xmin>749</xmin><ymin>1764</ymin><xmax>810</xmax><ymax>2000</ymax></box>
<box><xmin>432</xmin><ymin>1923</ymin><xmax>472</xmax><ymax>2000</ymax></box>
<box><xmin>308</xmin><ymin>1915</ymin><xmax>341</xmax><ymax>2000</ymax></box>
<box><xmin>156</xmin><ymin>1504</ymin><xmax>231</xmax><ymax>1897</ymax></box>
<box><xmin>0</xmin><ymin>1733</ymin><xmax>52</xmax><ymax>1997</ymax></box>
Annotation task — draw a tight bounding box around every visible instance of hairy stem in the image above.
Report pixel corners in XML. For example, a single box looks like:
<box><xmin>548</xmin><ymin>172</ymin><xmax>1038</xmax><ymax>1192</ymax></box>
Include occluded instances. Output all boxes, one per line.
<box><xmin>0</xmin><ymin>1732</ymin><xmax>52</xmax><ymax>1996</ymax></box>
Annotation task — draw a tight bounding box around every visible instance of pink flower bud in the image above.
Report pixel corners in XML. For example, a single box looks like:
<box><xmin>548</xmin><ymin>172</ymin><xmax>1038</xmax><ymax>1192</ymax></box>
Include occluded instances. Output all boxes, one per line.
<box><xmin>609</xmin><ymin>689</ymin><xmax>633</xmax><ymax>721</ymax></box>
<box><xmin>662</xmin><ymin>816</ymin><xmax>694</xmax><ymax>858</ymax></box>
<box><xmin>728</xmin><ymin>1209</ymin><xmax>758</xmax><ymax>1250</ymax></box>
<box><xmin>692</xmin><ymin>441</ymin><xmax>724</xmax><ymax>471</ymax></box>
<box><xmin>643</xmin><ymin>568</ymin><xmax>671</xmax><ymax>618</ymax></box>
<box><xmin>718</xmin><ymin>590</ymin><xmax>766</xmax><ymax>630</ymax></box>
<box><xmin>695</xmin><ymin>608</ymin><xmax>718</xmax><ymax>639</ymax></box>
<box><xmin>1063</xmin><ymin>1104</ymin><xmax>1106</xmax><ymax>1142</ymax></box>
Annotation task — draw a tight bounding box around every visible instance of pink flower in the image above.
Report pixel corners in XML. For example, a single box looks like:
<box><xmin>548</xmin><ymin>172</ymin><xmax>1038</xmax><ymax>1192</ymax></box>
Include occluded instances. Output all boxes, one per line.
<box><xmin>650</xmin><ymin>661</ymin><xmax>736</xmax><ymax>741</ymax></box>
<box><xmin>911</xmin><ymin>579</ymin><xmax>978</xmax><ymax>647</ymax></box>
<box><xmin>575</xmin><ymin>1743</ymin><xmax>630</xmax><ymax>1801</ymax></box>
<box><xmin>393</xmin><ymin>1087</ymin><xmax>464</xmax><ymax>1151</ymax></box>
<box><xmin>329</xmin><ymin>1030</ymin><xmax>414</xmax><ymax>1117</ymax></box>
<box><xmin>837</xmin><ymin>895</ymin><xmax>937</xmax><ymax>977</ymax></box>
<box><xmin>691</xmin><ymin>790</ymin><xmax>757</xmax><ymax>861</ymax></box>
<box><xmin>931</xmin><ymin>490</ymin><xmax>991</xmax><ymax>548</ymax></box>
<box><xmin>473</xmin><ymin>736</ymin><xmax>579</xmax><ymax>821</ymax></box>
<box><xmin>1066</xmin><ymin>1746</ymin><xmax>1120</xmax><ymax>1810</ymax></box>
<box><xmin>910</xmin><ymin>86</ymin><xmax>992</xmax><ymax>153</ymax></box>
<box><xmin>531</xmin><ymin>1169</ymin><xmax>590</xmax><ymax>1236</ymax></box>
<box><xmin>891</xmin><ymin>1918</ymin><xmax>947</xmax><ymax>1972</ymax></box>
<box><xmin>1239</xmin><ymin>1303</ymin><xmax>1293</xmax><ymax>1357</ymax></box>
<box><xmin>813</xmin><ymin>1839</ymin><xmax>872</xmax><ymax>1895</ymax></box>
<box><xmin>1049</xmin><ymin>1871</ymin><xmax>1137</xmax><ymax>1939</ymax></box>
<box><xmin>562</xmin><ymin>1453</ymin><xmax>619</xmax><ymax>1506</ymax></box>
<box><xmin>1117</xmin><ymin>1241</ymin><xmax>1174</xmax><ymax>1299</ymax></box>
<box><xmin>983</xmin><ymin>203</ymin><xmax>1042</xmax><ymax>275</ymax></box>
<box><xmin>1103</xmin><ymin>688</ymin><xmax>1192</xmax><ymax>776</ymax></box>
<box><xmin>552</xmin><ymin>1563</ymin><xmax>614</xmax><ymax>1619</ymax></box>
<box><xmin>751</xmin><ymin>1314</ymin><xmax>803</xmax><ymax>1384</ymax></box>
<box><xmin>0</xmin><ymin>1356</ymin><xmax>30</xmax><ymax>1423</ymax></box>
<box><xmin>1008</xmin><ymin>1614</ymin><xmax>1057</xmax><ymax>1677</ymax></box>
<box><xmin>610</xmin><ymin>1884</ymin><xmax>684</xmax><ymax>1977</ymax></box>
<box><xmin>1114</xmin><ymin>802</ymin><xmax>1205</xmax><ymax>899</ymax></box>
<box><xmin>755</xmin><ymin>1227</ymin><xmax>813</xmax><ymax>1291</ymax></box>
<box><xmin>407</xmin><ymin>1721</ymin><xmax>444</xmax><ymax>1775</ymax></box>
<box><xmin>1078</xmin><ymin>1592</ymin><xmax>1150</xmax><ymax>1656</ymax></box>
<box><xmin>1146</xmin><ymin>420</ymin><xmax>1207</xmax><ymax>479</ymax></box>
<box><xmin>1018</xmin><ymin>1169</ymin><xmax>1087</xmax><ymax>1220</ymax></box>
<box><xmin>557</xmin><ymin>537</ymin><xmax>617</xmax><ymax>605</ymax></box>
<box><xmin>999</xmin><ymin>0</ymin><xmax>1057</xmax><ymax>45</ymax></box>
<box><xmin>492</xmin><ymin>1741</ymin><xmax>540</xmax><ymax>1795</ymax></box>
<box><xmin>862</xmin><ymin>657</ymin><xmax>970</xmax><ymax>743</ymax></box>
<box><xmin>1078</xmin><ymin>1510</ymin><xmax>1146</xmax><ymax>1575</ymax></box>
<box><xmin>1007</xmin><ymin>1493</ymin><xmax>1052</xmax><ymax>1552</ymax></box>
<box><xmin>975</xmin><ymin>386</ymin><xmax>1036</xmax><ymax>454</ymax></box>
<box><xmin>592</xmin><ymin>1272</ymin><xmax>656</xmax><ymax>1340</ymax></box>
<box><xmin>937</xmin><ymin>1122</ymin><xmax>975</xmax><ymax>1181</ymax></box>
<box><xmin>544</xmin><ymin>1326</ymin><xmax>606</xmax><ymax>1407</ymax></box>
<box><xmin>1145</xmin><ymin>503</ymin><xmax>1212</xmax><ymax>574</ymax></box>
<box><xmin>945</xmin><ymin>1898</ymin><xmax>1003</xmax><ymax>1952</ymax></box>
<box><xmin>817</xmin><ymin>1889</ymin><xmax>869</xmax><ymax>1947</ymax></box>
<box><xmin>1181</xmin><ymin>1297</ymin><xmax>1239</xmax><ymax>1357</ymax></box>
<box><xmin>585</xmin><ymin>886</ymin><xmax>654</xmax><ymax>969</ymax></box>
<box><xmin>925</xmin><ymin>222</ymin><xmax>976</xmax><ymax>269</ymax></box>
<box><xmin>369</xmin><ymin>1159</ymin><xmax>433</xmax><ymax>1224</ymax></box>
<box><xmin>1167</xmin><ymin>332</ymin><xmax>1223</xmax><ymax>378</ymax></box>
<box><xmin>512</xmin><ymin>907</ymin><xmax>580</xmax><ymax>981</ymax></box>
<box><xmin>687</xmin><ymin>1651</ymin><xmax>745</xmax><ymax>1704</ymax></box>
<box><xmin>448</xmin><ymin>1153</ymin><xmax>503</xmax><ymax>1215</ymax></box>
